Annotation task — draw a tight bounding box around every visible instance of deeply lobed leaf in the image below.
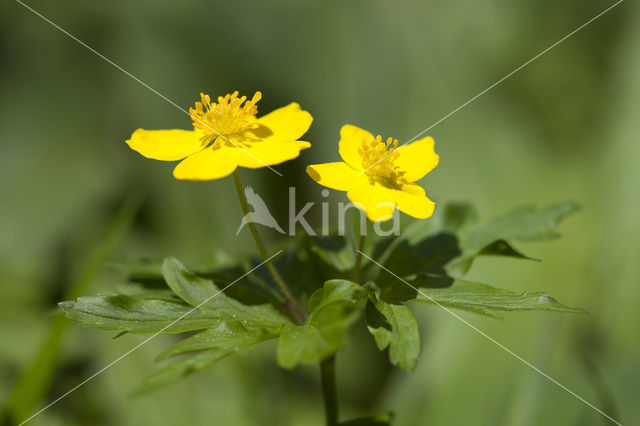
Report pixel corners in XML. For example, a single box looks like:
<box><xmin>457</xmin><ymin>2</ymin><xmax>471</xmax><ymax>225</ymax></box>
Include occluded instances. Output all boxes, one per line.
<box><xmin>411</xmin><ymin>280</ymin><xmax>586</xmax><ymax>318</ymax></box>
<box><xmin>277</xmin><ymin>280</ymin><xmax>364</xmax><ymax>369</ymax></box>
<box><xmin>366</xmin><ymin>295</ymin><xmax>420</xmax><ymax>371</ymax></box>
<box><xmin>162</xmin><ymin>257</ymin><xmax>290</xmax><ymax>330</ymax></box>
<box><xmin>463</xmin><ymin>200</ymin><xmax>580</xmax><ymax>249</ymax></box>
<box><xmin>59</xmin><ymin>294</ymin><xmax>220</xmax><ymax>334</ymax></box>
<box><xmin>155</xmin><ymin>321</ymin><xmax>276</xmax><ymax>361</ymax></box>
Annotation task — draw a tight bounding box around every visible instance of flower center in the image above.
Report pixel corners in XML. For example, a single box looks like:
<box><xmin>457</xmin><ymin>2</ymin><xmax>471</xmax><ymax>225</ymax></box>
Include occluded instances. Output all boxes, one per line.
<box><xmin>190</xmin><ymin>91</ymin><xmax>262</xmax><ymax>143</ymax></box>
<box><xmin>359</xmin><ymin>135</ymin><xmax>400</xmax><ymax>179</ymax></box>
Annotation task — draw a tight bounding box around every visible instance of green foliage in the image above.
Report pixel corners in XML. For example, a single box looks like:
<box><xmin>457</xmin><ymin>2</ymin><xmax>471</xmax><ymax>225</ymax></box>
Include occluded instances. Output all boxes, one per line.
<box><xmin>162</xmin><ymin>257</ymin><xmax>289</xmax><ymax>330</ymax></box>
<box><xmin>278</xmin><ymin>280</ymin><xmax>364</xmax><ymax>369</ymax></box>
<box><xmin>448</xmin><ymin>200</ymin><xmax>580</xmax><ymax>275</ymax></box>
<box><xmin>136</xmin><ymin>349</ymin><xmax>231</xmax><ymax>394</ymax></box>
<box><xmin>465</xmin><ymin>200</ymin><xmax>580</xmax><ymax>247</ymax></box>
<box><xmin>59</xmin><ymin>200</ymin><xmax>583</xmax><ymax>395</ymax></box>
<box><xmin>138</xmin><ymin>321</ymin><xmax>275</xmax><ymax>393</ymax></box>
<box><xmin>155</xmin><ymin>322</ymin><xmax>275</xmax><ymax>362</ymax></box>
<box><xmin>310</xmin><ymin>236</ymin><xmax>357</xmax><ymax>276</ymax></box>
<box><xmin>314</xmin><ymin>200</ymin><xmax>582</xmax><ymax>368</ymax></box>
<box><xmin>366</xmin><ymin>294</ymin><xmax>420</xmax><ymax>371</ymax></box>
<box><xmin>412</xmin><ymin>280</ymin><xmax>585</xmax><ymax>319</ymax></box>
<box><xmin>59</xmin><ymin>293</ymin><xmax>221</xmax><ymax>334</ymax></box>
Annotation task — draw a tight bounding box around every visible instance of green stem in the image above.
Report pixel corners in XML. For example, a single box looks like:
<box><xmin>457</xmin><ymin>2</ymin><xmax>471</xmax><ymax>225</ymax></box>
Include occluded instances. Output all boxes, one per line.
<box><xmin>232</xmin><ymin>170</ymin><xmax>305</xmax><ymax>324</ymax></box>
<box><xmin>320</xmin><ymin>355</ymin><xmax>338</xmax><ymax>426</ymax></box>
<box><xmin>318</xmin><ymin>233</ymin><xmax>367</xmax><ymax>425</ymax></box>
<box><xmin>352</xmin><ymin>234</ymin><xmax>366</xmax><ymax>282</ymax></box>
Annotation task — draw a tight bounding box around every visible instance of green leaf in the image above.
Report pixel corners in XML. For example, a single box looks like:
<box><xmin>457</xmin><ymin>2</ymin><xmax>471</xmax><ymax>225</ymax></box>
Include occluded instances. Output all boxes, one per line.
<box><xmin>383</xmin><ymin>233</ymin><xmax>461</xmax><ymax>277</ymax></box>
<box><xmin>275</xmin><ymin>247</ymin><xmax>323</xmax><ymax>298</ymax></box>
<box><xmin>339</xmin><ymin>413</ymin><xmax>393</xmax><ymax>425</ymax></box>
<box><xmin>370</xmin><ymin>233</ymin><xmax>461</xmax><ymax>302</ymax></box>
<box><xmin>367</xmin><ymin>202</ymin><xmax>473</xmax><ymax>277</ymax></box>
<box><xmin>411</xmin><ymin>280</ymin><xmax>586</xmax><ymax>318</ymax></box>
<box><xmin>366</xmin><ymin>296</ymin><xmax>420</xmax><ymax>371</ymax></box>
<box><xmin>309</xmin><ymin>235</ymin><xmax>356</xmax><ymax>277</ymax></box>
<box><xmin>59</xmin><ymin>294</ymin><xmax>221</xmax><ymax>333</ymax></box>
<box><xmin>135</xmin><ymin>349</ymin><xmax>230</xmax><ymax>393</ymax></box>
<box><xmin>400</xmin><ymin>201</ymin><xmax>477</xmax><ymax>245</ymax></box>
<box><xmin>464</xmin><ymin>200</ymin><xmax>580</xmax><ymax>249</ymax></box>
<box><xmin>277</xmin><ymin>280</ymin><xmax>364</xmax><ymax>369</ymax></box>
<box><xmin>308</xmin><ymin>279</ymin><xmax>365</xmax><ymax>312</ymax></box>
<box><xmin>134</xmin><ymin>321</ymin><xmax>276</xmax><ymax>392</ymax></box>
<box><xmin>156</xmin><ymin>320</ymin><xmax>275</xmax><ymax>361</ymax></box>
<box><xmin>438</xmin><ymin>202</ymin><xmax>479</xmax><ymax>234</ymax></box>
<box><xmin>306</xmin><ymin>281</ymin><xmax>365</xmax><ymax>346</ymax></box>
<box><xmin>477</xmin><ymin>239</ymin><xmax>538</xmax><ymax>261</ymax></box>
<box><xmin>277</xmin><ymin>323</ymin><xmax>332</xmax><ymax>369</ymax></box>
<box><xmin>447</xmin><ymin>200</ymin><xmax>579</xmax><ymax>276</ymax></box>
<box><xmin>162</xmin><ymin>257</ymin><xmax>290</xmax><ymax>330</ymax></box>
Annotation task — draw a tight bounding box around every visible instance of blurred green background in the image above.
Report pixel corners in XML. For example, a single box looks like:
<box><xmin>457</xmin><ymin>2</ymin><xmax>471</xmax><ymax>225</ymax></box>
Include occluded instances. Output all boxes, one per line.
<box><xmin>1</xmin><ymin>0</ymin><xmax>638</xmax><ymax>424</ymax></box>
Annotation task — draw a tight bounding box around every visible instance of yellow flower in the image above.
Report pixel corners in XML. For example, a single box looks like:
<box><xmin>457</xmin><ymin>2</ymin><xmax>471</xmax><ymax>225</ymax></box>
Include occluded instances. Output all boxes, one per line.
<box><xmin>126</xmin><ymin>91</ymin><xmax>313</xmax><ymax>180</ymax></box>
<box><xmin>306</xmin><ymin>125</ymin><xmax>438</xmax><ymax>222</ymax></box>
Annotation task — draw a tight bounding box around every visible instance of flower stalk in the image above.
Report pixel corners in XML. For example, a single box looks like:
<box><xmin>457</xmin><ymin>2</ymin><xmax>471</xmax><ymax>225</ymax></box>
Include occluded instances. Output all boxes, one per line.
<box><xmin>231</xmin><ymin>170</ymin><xmax>306</xmax><ymax>325</ymax></box>
<box><xmin>320</xmin><ymin>355</ymin><xmax>338</xmax><ymax>426</ymax></box>
<box><xmin>352</xmin><ymin>234</ymin><xmax>366</xmax><ymax>282</ymax></box>
<box><xmin>320</xmin><ymin>230</ymin><xmax>366</xmax><ymax>426</ymax></box>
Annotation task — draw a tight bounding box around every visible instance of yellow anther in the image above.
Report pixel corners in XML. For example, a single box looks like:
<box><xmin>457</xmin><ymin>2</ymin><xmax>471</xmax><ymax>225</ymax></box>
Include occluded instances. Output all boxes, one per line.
<box><xmin>189</xmin><ymin>91</ymin><xmax>262</xmax><ymax>143</ymax></box>
<box><xmin>359</xmin><ymin>134</ymin><xmax>400</xmax><ymax>179</ymax></box>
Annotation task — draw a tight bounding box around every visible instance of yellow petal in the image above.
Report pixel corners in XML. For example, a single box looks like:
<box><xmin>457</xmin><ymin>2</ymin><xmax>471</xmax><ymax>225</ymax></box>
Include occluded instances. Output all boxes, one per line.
<box><xmin>230</xmin><ymin>138</ymin><xmax>311</xmax><ymax>168</ymax></box>
<box><xmin>347</xmin><ymin>178</ymin><xmax>435</xmax><ymax>221</ymax></box>
<box><xmin>173</xmin><ymin>146</ymin><xmax>237</xmax><ymax>180</ymax></box>
<box><xmin>306</xmin><ymin>162</ymin><xmax>358</xmax><ymax>191</ymax></box>
<box><xmin>241</xmin><ymin>102</ymin><xmax>312</xmax><ymax>142</ymax></box>
<box><xmin>392</xmin><ymin>184</ymin><xmax>435</xmax><ymax>219</ymax></box>
<box><xmin>338</xmin><ymin>125</ymin><xmax>374</xmax><ymax>170</ymax></box>
<box><xmin>347</xmin><ymin>177</ymin><xmax>395</xmax><ymax>222</ymax></box>
<box><xmin>394</xmin><ymin>136</ymin><xmax>439</xmax><ymax>182</ymax></box>
<box><xmin>126</xmin><ymin>129</ymin><xmax>205</xmax><ymax>161</ymax></box>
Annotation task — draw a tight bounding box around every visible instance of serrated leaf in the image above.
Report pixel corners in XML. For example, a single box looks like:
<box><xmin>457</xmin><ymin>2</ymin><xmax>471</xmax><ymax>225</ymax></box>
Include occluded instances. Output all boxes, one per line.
<box><xmin>366</xmin><ymin>296</ymin><xmax>420</xmax><ymax>371</ymax></box>
<box><xmin>383</xmin><ymin>233</ymin><xmax>461</xmax><ymax>277</ymax></box>
<box><xmin>446</xmin><ymin>201</ymin><xmax>579</xmax><ymax>276</ymax></box>
<box><xmin>135</xmin><ymin>349</ymin><xmax>230</xmax><ymax>393</ymax></box>
<box><xmin>464</xmin><ymin>200</ymin><xmax>580</xmax><ymax>249</ymax></box>
<box><xmin>369</xmin><ymin>233</ymin><xmax>461</xmax><ymax>302</ymax></box>
<box><xmin>368</xmin><ymin>202</ymin><xmax>471</xmax><ymax>274</ymax></box>
<box><xmin>156</xmin><ymin>321</ymin><xmax>275</xmax><ymax>361</ymax></box>
<box><xmin>308</xmin><ymin>279</ymin><xmax>365</xmax><ymax>312</ymax></box>
<box><xmin>307</xmin><ymin>280</ymin><xmax>365</xmax><ymax>345</ymax></box>
<box><xmin>446</xmin><ymin>239</ymin><xmax>539</xmax><ymax>276</ymax></box>
<box><xmin>277</xmin><ymin>280</ymin><xmax>364</xmax><ymax>369</ymax></box>
<box><xmin>277</xmin><ymin>323</ymin><xmax>332</xmax><ymax>369</ymax></box>
<box><xmin>135</xmin><ymin>321</ymin><xmax>275</xmax><ymax>392</ymax></box>
<box><xmin>59</xmin><ymin>294</ymin><xmax>220</xmax><ymax>333</ymax></box>
<box><xmin>162</xmin><ymin>257</ymin><xmax>290</xmax><ymax>330</ymax></box>
<box><xmin>411</xmin><ymin>280</ymin><xmax>586</xmax><ymax>318</ymax></box>
<box><xmin>477</xmin><ymin>239</ymin><xmax>538</xmax><ymax>261</ymax></box>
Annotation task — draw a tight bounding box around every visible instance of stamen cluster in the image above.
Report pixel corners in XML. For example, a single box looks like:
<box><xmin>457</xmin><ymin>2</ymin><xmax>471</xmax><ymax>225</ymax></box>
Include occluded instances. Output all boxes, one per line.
<box><xmin>359</xmin><ymin>135</ymin><xmax>400</xmax><ymax>179</ymax></box>
<box><xmin>190</xmin><ymin>91</ymin><xmax>262</xmax><ymax>143</ymax></box>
